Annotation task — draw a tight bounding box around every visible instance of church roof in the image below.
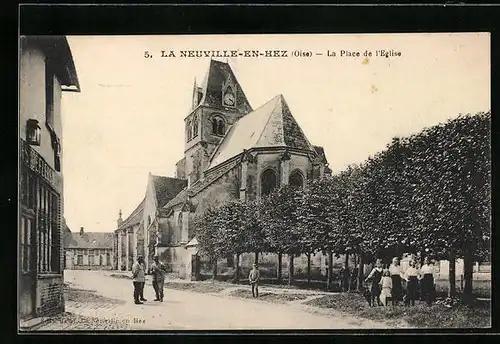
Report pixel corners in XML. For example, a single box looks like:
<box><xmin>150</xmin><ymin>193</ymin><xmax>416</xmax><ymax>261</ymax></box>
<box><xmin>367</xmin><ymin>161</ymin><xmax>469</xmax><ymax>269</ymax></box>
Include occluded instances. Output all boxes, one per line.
<box><xmin>65</xmin><ymin>232</ymin><xmax>114</xmax><ymax>249</ymax></box>
<box><xmin>162</xmin><ymin>187</ymin><xmax>189</xmax><ymax>211</ymax></box>
<box><xmin>313</xmin><ymin>146</ymin><xmax>329</xmax><ymax>164</ymax></box>
<box><xmin>199</xmin><ymin>59</ymin><xmax>252</xmax><ymax>113</ymax></box>
<box><xmin>117</xmin><ymin>198</ymin><xmax>145</xmax><ymax>230</ymax></box>
<box><xmin>151</xmin><ymin>175</ymin><xmax>188</xmax><ymax>208</ymax></box>
<box><xmin>207</xmin><ymin>94</ymin><xmax>316</xmax><ymax>170</ymax></box>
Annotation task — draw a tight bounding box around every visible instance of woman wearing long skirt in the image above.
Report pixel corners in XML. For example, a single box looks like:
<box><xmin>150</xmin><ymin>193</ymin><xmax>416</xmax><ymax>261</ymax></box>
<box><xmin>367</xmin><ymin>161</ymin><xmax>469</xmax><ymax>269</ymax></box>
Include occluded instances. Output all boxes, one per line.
<box><xmin>403</xmin><ymin>260</ymin><xmax>419</xmax><ymax>306</ymax></box>
<box><xmin>389</xmin><ymin>257</ymin><xmax>403</xmax><ymax>305</ymax></box>
<box><xmin>419</xmin><ymin>257</ymin><xmax>435</xmax><ymax>306</ymax></box>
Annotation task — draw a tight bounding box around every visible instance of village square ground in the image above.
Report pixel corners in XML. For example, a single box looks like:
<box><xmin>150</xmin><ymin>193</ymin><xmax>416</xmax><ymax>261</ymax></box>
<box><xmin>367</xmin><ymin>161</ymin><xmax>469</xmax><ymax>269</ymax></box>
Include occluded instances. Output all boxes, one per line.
<box><xmin>29</xmin><ymin>270</ymin><xmax>491</xmax><ymax>331</ymax></box>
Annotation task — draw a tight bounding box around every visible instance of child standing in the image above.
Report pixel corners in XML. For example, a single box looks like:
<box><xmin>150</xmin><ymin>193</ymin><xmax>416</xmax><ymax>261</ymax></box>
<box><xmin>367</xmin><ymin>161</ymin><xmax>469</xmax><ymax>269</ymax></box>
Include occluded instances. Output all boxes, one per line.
<box><xmin>364</xmin><ymin>259</ymin><xmax>384</xmax><ymax>306</ymax></box>
<box><xmin>249</xmin><ymin>264</ymin><xmax>260</xmax><ymax>298</ymax></box>
<box><xmin>379</xmin><ymin>269</ymin><xmax>393</xmax><ymax>306</ymax></box>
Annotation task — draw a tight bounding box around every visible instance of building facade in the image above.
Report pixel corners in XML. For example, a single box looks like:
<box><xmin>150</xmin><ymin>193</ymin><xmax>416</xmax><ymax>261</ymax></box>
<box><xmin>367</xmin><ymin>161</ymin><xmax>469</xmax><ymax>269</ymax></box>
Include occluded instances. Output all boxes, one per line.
<box><xmin>113</xmin><ymin>173</ymin><xmax>187</xmax><ymax>271</ymax></box>
<box><xmin>19</xmin><ymin>36</ymin><xmax>80</xmax><ymax>321</ymax></box>
<box><xmin>112</xmin><ymin>60</ymin><xmax>332</xmax><ymax>279</ymax></box>
<box><xmin>64</xmin><ymin>227</ymin><xmax>114</xmax><ymax>270</ymax></box>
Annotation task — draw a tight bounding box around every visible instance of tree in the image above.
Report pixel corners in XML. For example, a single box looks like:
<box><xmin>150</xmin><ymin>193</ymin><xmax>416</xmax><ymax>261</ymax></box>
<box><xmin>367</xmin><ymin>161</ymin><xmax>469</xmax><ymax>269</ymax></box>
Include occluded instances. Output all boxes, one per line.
<box><xmin>261</xmin><ymin>186</ymin><xmax>305</xmax><ymax>285</ymax></box>
<box><xmin>194</xmin><ymin>205</ymin><xmax>226</xmax><ymax>280</ymax></box>
<box><xmin>407</xmin><ymin>112</ymin><xmax>491</xmax><ymax>303</ymax></box>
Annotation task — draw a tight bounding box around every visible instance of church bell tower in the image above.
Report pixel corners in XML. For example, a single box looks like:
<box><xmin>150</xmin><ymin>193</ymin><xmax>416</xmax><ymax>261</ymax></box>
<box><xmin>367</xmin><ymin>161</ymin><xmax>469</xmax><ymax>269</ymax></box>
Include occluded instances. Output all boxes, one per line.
<box><xmin>182</xmin><ymin>59</ymin><xmax>253</xmax><ymax>186</ymax></box>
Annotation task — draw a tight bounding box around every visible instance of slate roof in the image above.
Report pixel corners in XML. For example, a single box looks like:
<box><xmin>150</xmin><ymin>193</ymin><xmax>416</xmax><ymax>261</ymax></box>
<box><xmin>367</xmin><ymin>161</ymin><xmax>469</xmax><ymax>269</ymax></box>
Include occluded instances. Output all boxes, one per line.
<box><xmin>207</xmin><ymin>94</ymin><xmax>316</xmax><ymax>170</ymax></box>
<box><xmin>65</xmin><ymin>232</ymin><xmax>114</xmax><ymax>249</ymax></box>
<box><xmin>162</xmin><ymin>187</ymin><xmax>189</xmax><ymax>210</ymax></box>
<box><xmin>313</xmin><ymin>146</ymin><xmax>329</xmax><ymax>164</ymax></box>
<box><xmin>118</xmin><ymin>198</ymin><xmax>145</xmax><ymax>230</ymax></box>
<box><xmin>189</xmin><ymin>157</ymin><xmax>241</xmax><ymax>196</ymax></box>
<box><xmin>151</xmin><ymin>175</ymin><xmax>188</xmax><ymax>208</ymax></box>
<box><xmin>62</xmin><ymin>219</ymin><xmax>73</xmax><ymax>248</ymax></box>
<box><xmin>199</xmin><ymin>59</ymin><xmax>253</xmax><ymax>114</ymax></box>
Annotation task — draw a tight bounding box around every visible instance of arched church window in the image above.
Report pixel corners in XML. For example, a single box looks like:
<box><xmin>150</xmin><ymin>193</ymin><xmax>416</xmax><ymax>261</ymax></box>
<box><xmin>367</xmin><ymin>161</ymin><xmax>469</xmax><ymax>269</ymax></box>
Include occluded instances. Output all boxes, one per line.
<box><xmin>261</xmin><ymin>169</ymin><xmax>278</xmax><ymax>196</ymax></box>
<box><xmin>177</xmin><ymin>212</ymin><xmax>183</xmax><ymax>243</ymax></box>
<box><xmin>289</xmin><ymin>170</ymin><xmax>304</xmax><ymax>189</ymax></box>
<box><xmin>212</xmin><ymin>115</ymin><xmax>226</xmax><ymax>136</ymax></box>
<box><xmin>187</xmin><ymin>121</ymin><xmax>192</xmax><ymax>141</ymax></box>
<box><xmin>217</xmin><ymin>120</ymin><xmax>225</xmax><ymax>136</ymax></box>
<box><xmin>193</xmin><ymin>116</ymin><xmax>199</xmax><ymax>138</ymax></box>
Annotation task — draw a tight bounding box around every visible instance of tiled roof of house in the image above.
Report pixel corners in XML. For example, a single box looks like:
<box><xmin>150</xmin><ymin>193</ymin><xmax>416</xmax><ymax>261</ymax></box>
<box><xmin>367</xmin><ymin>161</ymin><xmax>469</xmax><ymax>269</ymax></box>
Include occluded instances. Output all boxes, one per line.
<box><xmin>207</xmin><ymin>94</ymin><xmax>316</xmax><ymax>170</ymax></box>
<box><xmin>118</xmin><ymin>198</ymin><xmax>145</xmax><ymax>230</ymax></box>
<box><xmin>199</xmin><ymin>59</ymin><xmax>253</xmax><ymax>114</ymax></box>
<box><xmin>65</xmin><ymin>232</ymin><xmax>114</xmax><ymax>249</ymax></box>
<box><xmin>151</xmin><ymin>175</ymin><xmax>188</xmax><ymax>208</ymax></box>
<box><xmin>62</xmin><ymin>218</ymin><xmax>73</xmax><ymax>248</ymax></box>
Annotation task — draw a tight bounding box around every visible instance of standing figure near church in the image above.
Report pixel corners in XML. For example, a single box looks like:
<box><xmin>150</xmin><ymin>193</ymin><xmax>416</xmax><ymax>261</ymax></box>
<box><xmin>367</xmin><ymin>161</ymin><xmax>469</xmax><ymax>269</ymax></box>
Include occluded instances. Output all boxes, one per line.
<box><xmin>151</xmin><ymin>255</ymin><xmax>167</xmax><ymax>302</ymax></box>
<box><xmin>132</xmin><ymin>255</ymin><xmax>147</xmax><ymax>305</ymax></box>
<box><xmin>249</xmin><ymin>264</ymin><xmax>260</xmax><ymax>298</ymax></box>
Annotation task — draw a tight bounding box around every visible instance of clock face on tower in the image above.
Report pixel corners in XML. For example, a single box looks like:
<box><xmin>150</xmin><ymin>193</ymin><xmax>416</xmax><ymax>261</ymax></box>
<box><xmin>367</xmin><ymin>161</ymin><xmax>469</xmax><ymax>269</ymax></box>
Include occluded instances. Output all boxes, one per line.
<box><xmin>223</xmin><ymin>92</ymin><xmax>235</xmax><ymax>106</ymax></box>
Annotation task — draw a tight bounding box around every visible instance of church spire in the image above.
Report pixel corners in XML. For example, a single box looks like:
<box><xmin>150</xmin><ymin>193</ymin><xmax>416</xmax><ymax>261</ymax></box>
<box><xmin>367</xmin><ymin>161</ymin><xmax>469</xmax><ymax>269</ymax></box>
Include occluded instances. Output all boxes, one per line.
<box><xmin>117</xmin><ymin>209</ymin><xmax>123</xmax><ymax>228</ymax></box>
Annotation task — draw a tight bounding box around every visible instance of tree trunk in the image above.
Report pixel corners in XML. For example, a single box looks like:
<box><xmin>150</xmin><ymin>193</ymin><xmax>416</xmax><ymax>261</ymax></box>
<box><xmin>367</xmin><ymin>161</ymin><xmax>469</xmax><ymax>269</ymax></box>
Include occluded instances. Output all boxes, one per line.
<box><xmin>212</xmin><ymin>257</ymin><xmax>218</xmax><ymax>280</ymax></box>
<box><xmin>234</xmin><ymin>253</ymin><xmax>240</xmax><ymax>283</ymax></box>
<box><xmin>448</xmin><ymin>251</ymin><xmax>457</xmax><ymax>298</ymax></box>
<box><xmin>357</xmin><ymin>251</ymin><xmax>364</xmax><ymax>292</ymax></box>
<box><xmin>327</xmin><ymin>251</ymin><xmax>333</xmax><ymax>291</ymax></box>
<box><xmin>345</xmin><ymin>252</ymin><xmax>350</xmax><ymax>292</ymax></box>
<box><xmin>277</xmin><ymin>252</ymin><xmax>282</xmax><ymax>283</ymax></box>
<box><xmin>288</xmin><ymin>254</ymin><xmax>294</xmax><ymax>286</ymax></box>
<box><xmin>420</xmin><ymin>251</ymin><xmax>425</xmax><ymax>267</ymax></box>
<box><xmin>254</xmin><ymin>251</ymin><xmax>259</xmax><ymax>265</ymax></box>
<box><xmin>463</xmin><ymin>249</ymin><xmax>474</xmax><ymax>304</ymax></box>
<box><xmin>307</xmin><ymin>253</ymin><xmax>311</xmax><ymax>284</ymax></box>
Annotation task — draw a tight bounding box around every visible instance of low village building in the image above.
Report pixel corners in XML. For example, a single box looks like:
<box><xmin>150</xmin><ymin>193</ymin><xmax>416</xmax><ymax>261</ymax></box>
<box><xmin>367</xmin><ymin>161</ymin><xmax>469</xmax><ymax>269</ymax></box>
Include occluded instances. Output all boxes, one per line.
<box><xmin>64</xmin><ymin>227</ymin><xmax>114</xmax><ymax>270</ymax></box>
<box><xmin>112</xmin><ymin>59</ymin><xmax>333</xmax><ymax>279</ymax></box>
<box><xmin>19</xmin><ymin>36</ymin><xmax>80</xmax><ymax>322</ymax></box>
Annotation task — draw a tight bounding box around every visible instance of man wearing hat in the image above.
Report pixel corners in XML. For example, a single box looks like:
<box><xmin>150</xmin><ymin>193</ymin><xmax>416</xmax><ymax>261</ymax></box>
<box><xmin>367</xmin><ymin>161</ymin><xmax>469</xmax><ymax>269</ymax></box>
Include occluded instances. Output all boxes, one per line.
<box><xmin>151</xmin><ymin>255</ymin><xmax>167</xmax><ymax>302</ymax></box>
<box><xmin>248</xmin><ymin>263</ymin><xmax>260</xmax><ymax>298</ymax></box>
<box><xmin>132</xmin><ymin>255</ymin><xmax>147</xmax><ymax>304</ymax></box>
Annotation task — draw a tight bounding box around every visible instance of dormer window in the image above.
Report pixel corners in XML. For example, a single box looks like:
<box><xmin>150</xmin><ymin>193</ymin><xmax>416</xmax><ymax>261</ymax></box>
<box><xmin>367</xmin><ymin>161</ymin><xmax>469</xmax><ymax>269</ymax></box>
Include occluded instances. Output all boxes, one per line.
<box><xmin>211</xmin><ymin>115</ymin><xmax>225</xmax><ymax>136</ymax></box>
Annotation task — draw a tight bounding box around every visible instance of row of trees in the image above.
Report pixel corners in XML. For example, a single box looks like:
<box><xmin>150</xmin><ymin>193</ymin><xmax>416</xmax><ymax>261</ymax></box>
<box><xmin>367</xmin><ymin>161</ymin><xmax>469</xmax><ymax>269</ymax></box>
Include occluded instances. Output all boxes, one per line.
<box><xmin>194</xmin><ymin>112</ymin><xmax>491</xmax><ymax>303</ymax></box>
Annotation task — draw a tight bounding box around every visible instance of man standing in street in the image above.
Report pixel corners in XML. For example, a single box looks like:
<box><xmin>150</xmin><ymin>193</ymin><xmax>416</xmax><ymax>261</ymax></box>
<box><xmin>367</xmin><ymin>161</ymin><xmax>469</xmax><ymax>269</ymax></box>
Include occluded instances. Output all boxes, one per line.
<box><xmin>151</xmin><ymin>255</ymin><xmax>166</xmax><ymax>302</ymax></box>
<box><xmin>249</xmin><ymin>264</ymin><xmax>260</xmax><ymax>298</ymax></box>
<box><xmin>132</xmin><ymin>255</ymin><xmax>147</xmax><ymax>304</ymax></box>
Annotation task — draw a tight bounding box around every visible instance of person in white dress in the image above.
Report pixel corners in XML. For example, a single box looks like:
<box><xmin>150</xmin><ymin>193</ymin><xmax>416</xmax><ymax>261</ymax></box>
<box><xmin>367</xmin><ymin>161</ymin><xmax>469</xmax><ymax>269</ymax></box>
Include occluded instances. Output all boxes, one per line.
<box><xmin>379</xmin><ymin>269</ymin><xmax>393</xmax><ymax>306</ymax></box>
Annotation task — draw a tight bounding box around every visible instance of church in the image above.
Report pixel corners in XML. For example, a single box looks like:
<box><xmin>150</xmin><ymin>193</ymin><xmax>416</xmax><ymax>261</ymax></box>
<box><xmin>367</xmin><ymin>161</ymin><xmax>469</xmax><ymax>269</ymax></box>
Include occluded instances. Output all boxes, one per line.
<box><xmin>114</xmin><ymin>59</ymin><xmax>332</xmax><ymax>279</ymax></box>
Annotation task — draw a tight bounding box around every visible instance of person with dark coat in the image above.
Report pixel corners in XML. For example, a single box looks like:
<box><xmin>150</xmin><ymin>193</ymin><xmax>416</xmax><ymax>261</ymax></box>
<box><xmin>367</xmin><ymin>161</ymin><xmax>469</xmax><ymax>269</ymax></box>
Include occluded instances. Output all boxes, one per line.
<box><xmin>419</xmin><ymin>257</ymin><xmax>436</xmax><ymax>306</ymax></box>
<box><xmin>365</xmin><ymin>259</ymin><xmax>384</xmax><ymax>306</ymax></box>
<box><xmin>151</xmin><ymin>255</ymin><xmax>167</xmax><ymax>302</ymax></box>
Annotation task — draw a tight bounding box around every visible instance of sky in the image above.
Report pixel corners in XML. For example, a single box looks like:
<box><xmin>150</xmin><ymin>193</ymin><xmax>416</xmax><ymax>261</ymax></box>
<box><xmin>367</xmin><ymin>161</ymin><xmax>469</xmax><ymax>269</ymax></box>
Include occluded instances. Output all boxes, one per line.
<box><xmin>61</xmin><ymin>33</ymin><xmax>490</xmax><ymax>233</ymax></box>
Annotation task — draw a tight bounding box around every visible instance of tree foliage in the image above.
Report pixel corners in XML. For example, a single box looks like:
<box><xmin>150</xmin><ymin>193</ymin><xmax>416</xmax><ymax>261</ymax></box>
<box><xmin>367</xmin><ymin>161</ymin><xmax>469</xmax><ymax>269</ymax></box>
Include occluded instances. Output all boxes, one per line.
<box><xmin>194</xmin><ymin>111</ymin><xmax>491</xmax><ymax>299</ymax></box>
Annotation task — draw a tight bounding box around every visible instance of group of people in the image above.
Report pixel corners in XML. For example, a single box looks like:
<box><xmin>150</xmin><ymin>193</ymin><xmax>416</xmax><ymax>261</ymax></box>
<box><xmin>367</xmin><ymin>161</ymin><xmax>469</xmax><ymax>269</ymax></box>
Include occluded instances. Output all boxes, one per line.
<box><xmin>364</xmin><ymin>256</ymin><xmax>436</xmax><ymax>307</ymax></box>
<box><xmin>131</xmin><ymin>255</ymin><xmax>167</xmax><ymax>305</ymax></box>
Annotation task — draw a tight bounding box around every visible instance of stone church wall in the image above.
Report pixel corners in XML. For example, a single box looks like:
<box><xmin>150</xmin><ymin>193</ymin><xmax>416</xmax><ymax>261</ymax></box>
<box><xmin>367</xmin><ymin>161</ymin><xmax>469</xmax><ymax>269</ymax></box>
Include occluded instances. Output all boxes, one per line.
<box><xmin>192</xmin><ymin>165</ymin><xmax>241</xmax><ymax>218</ymax></box>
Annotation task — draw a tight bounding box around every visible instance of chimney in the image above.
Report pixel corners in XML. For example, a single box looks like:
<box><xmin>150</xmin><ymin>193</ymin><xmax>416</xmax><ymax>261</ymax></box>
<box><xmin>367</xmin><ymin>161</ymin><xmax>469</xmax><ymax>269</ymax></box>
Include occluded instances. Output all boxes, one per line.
<box><xmin>117</xmin><ymin>209</ymin><xmax>123</xmax><ymax>227</ymax></box>
<box><xmin>80</xmin><ymin>227</ymin><xmax>84</xmax><ymax>235</ymax></box>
